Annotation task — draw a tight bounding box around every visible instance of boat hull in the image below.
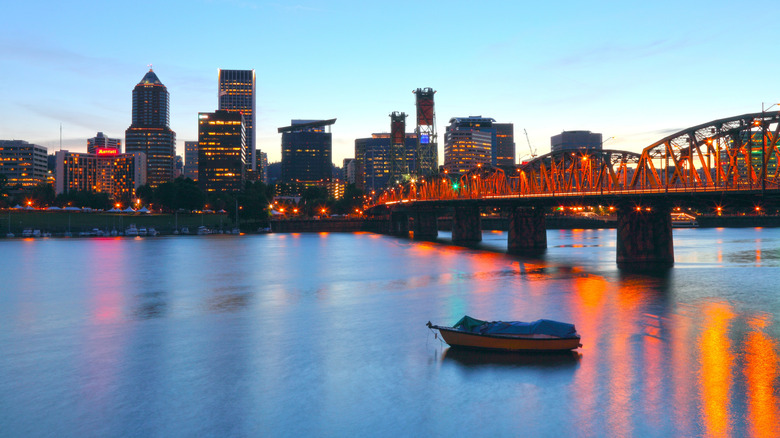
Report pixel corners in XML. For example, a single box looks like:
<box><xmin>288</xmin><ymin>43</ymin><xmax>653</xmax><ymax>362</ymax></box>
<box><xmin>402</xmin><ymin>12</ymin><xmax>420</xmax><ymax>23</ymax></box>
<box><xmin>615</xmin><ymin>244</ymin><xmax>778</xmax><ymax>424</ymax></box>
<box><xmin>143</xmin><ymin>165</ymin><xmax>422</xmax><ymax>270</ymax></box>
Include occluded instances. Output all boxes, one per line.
<box><xmin>435</xmin><ymin>326</ymin><xmax>581</xmax><ymax>352</ymax></box>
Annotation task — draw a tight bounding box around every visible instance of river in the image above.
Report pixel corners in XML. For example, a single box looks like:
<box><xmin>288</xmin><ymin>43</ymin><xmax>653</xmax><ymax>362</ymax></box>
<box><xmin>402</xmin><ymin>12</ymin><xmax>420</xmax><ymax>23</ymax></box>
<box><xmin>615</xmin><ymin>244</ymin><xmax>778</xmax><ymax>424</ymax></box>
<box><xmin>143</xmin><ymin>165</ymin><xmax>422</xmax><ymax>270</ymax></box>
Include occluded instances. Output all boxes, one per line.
<box><xmin>1</xmin><ymin>228</ymin><xmax>779</xmax><ymax>436</ymax></box>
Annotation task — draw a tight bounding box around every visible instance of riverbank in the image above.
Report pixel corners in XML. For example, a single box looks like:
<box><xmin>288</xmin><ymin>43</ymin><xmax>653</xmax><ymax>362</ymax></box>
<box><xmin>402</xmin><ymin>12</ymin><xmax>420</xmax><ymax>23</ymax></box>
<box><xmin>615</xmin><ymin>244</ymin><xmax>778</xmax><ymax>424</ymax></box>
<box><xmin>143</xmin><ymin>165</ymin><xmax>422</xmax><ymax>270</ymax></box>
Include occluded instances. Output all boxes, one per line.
<box><xmin>1</xmin><ymin>210</ymin><xmax>232</xmax><ymax>236</ymax></box>
<box><xmin>4</xmin><ymin>211</ymin><xmax>779</xmax><ymax>237</ymax></box>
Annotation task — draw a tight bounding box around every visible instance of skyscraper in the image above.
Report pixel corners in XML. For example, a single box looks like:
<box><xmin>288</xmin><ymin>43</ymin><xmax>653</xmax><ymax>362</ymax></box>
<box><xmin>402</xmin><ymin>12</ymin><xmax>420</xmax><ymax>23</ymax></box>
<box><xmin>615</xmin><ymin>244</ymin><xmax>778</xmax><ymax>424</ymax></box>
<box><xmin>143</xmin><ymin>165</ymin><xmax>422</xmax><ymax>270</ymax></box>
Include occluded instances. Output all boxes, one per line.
<box><xmin>551</xmin><ymin>130</ymin><xmax>602</xmax><ymax>152</ymax></box>
<box><xmin>494</xmin><ymin>123</ymin><xmax>516</xmax><ymax>169</ymax></box>
<box><xmin>125</xmin><ymin>69</ymin><xmax>176</xmax><ymax>188</ymax></box>
<box><xmin>87</xmin><ymin>132</ymin><xmax>122</xmax><ymax>154</ymax></box>
<box><xmin>443</xmin><ymin>117</ymin><xmax>494</xmax><ymax>174</ymax></box>
<box><xmin>218</xmin><ymin>69</ymin><xmax>256</xmax><ymax>172</ymax></box>
<box><xmin>198</xmin><ymin>110</ymin><xmax>247</xmax><ymax>193</ymax></box>
<box><xmin>279</xmin><ymin>119</ymin><xmax>335</xmax><ymax>186</ymax></box>
<box><xmin>354</xmin><ymin>133</ymin><xmax>417</xmax><ymax>191</ymax></box>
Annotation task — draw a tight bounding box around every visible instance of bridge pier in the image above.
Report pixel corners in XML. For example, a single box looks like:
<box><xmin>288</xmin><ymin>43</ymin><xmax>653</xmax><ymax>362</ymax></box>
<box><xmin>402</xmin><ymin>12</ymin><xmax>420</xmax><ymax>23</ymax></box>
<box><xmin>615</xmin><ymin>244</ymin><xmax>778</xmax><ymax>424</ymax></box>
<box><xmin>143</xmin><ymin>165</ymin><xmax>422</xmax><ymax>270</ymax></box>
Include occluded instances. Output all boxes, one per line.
<box><xmin>616</xmin><ymin>203</ymin><xmax>674</xmax><ymax>269</ymax></box>
<box><xmin>411</xmin><ymin>211</ymin><xmax>438</xmax><ymax>241</ymax></box>
<box><xmin>390</xmin><ymin>211</ymin><xmax>410</xmax><ymax>238</ymax></box>
<box><xmin>452</xmin><ymin>205</ymin><xmax>482</xmax><ymax>244</ymax></box>
<box><xmin>507</xmin><ymin>207</ymin><xmax>547</xmax><ymax>255</ymax></box>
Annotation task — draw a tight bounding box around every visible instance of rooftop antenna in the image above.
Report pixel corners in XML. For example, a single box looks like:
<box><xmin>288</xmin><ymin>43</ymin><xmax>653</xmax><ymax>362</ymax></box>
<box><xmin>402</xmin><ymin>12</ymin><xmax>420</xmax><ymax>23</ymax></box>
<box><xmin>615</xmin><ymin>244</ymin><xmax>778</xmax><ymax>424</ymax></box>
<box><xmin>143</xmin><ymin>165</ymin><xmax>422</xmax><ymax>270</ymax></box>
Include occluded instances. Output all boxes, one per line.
<box><xmin>59</xmin><ymin>123</ymin><xmax>62</xmax><ymax>151</ymax></box>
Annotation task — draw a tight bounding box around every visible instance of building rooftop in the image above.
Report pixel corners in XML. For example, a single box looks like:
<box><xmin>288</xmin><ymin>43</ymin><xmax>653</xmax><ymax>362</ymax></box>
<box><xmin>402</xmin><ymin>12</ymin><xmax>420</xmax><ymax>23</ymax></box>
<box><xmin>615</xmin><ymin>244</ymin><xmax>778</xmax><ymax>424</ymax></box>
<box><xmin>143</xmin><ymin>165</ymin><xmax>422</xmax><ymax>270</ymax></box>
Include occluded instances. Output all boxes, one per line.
<box><xmin>278</xmin><ymin>118</ymin><xmax>336</xmax><ymax>133</ymax></box>
<box><xmin>138</xmin><ymin>69</ymin><xmax>162</xmax><ymax>86</ymax></box>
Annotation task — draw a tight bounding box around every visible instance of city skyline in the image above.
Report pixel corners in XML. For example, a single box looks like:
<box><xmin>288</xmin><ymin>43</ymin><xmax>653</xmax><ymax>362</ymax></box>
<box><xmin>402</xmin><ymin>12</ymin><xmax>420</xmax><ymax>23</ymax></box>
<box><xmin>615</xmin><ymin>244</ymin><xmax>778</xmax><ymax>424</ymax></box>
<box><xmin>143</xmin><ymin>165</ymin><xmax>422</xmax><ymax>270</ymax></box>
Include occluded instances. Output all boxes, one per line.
<box><xmin>2</xmin><ymin>1</ymin><xmax>778</xmax><ymax>167</ymax></box>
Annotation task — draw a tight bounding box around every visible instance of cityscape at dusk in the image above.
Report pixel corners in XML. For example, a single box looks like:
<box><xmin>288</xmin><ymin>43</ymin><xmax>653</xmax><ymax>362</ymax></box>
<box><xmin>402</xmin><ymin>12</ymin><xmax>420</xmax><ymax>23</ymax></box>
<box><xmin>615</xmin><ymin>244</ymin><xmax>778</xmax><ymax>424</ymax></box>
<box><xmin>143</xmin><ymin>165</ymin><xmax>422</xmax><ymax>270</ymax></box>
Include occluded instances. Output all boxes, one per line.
<box><xmin>3</xmin><ymin>0</ymin><xmax>779</xmax><ymax>164</ymax></box>
<box><xmin>3</xmin><ymin>2</ymin><xmax>780</xmax><ymax>437</ymax></box>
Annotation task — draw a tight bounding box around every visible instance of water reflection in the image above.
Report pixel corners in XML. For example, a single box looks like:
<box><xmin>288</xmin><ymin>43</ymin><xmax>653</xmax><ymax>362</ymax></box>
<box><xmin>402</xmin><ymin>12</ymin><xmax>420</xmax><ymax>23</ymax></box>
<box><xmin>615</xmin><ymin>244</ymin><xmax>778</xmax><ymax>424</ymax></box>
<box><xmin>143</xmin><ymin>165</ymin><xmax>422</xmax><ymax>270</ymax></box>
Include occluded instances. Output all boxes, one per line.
<box><xmin>442</xmin><ymin>348</ymin><xmax>581</xmax><ymax>369</ymax></box>
<box><xmin>2</xmin><ymin>229</ymin><xmax>780</xmax><ymax>436</ymax></box>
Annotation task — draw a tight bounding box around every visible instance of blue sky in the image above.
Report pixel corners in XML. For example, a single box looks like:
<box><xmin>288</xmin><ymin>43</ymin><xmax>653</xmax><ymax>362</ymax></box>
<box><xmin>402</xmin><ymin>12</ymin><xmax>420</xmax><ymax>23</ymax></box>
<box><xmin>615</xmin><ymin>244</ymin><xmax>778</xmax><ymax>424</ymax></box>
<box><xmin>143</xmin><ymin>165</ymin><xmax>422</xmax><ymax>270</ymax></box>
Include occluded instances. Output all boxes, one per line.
<box><xmin>2</xmin><ymin>0</ymin><xmax>777</xmax><ymax>166</ymax></box>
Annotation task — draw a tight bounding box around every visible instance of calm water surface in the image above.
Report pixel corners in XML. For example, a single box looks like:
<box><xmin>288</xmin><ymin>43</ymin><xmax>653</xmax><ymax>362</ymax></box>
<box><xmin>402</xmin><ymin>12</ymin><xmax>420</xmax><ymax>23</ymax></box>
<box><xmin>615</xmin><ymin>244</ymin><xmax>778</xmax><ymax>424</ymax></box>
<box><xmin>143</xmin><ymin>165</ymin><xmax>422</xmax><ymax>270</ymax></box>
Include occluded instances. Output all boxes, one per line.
<box><xmin>1</xmin><ymin>228</ymin><xmax>779</xmax><ymax>437</ymax></box>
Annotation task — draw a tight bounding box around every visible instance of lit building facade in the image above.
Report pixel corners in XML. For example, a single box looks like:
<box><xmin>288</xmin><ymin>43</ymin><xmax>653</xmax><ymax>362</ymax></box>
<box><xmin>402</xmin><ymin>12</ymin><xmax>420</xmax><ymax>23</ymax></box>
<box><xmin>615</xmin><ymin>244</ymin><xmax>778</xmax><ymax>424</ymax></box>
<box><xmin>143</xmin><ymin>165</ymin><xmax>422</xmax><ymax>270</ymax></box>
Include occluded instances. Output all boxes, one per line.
<box><xmin>125</xmin><ymin>69</ymin><xmax>176</xmax><ymax>188</ymax></box>
<box><xmin>54</xmin><ymin>150</ymin><xmax>146</xmax><ymax>200</ymax></box>
<box><xmin>87</xmin><ymin>132</ymin><xmax>122</xmax><ymax>154</ymax></box>
<box><xmin>218</xmin><ymin>69</ymin><xmax>256</xmax><ymax>172</ymax></box>
<box><xmin>184</xmin><ymin>141</ymin><xmax>198</xmax><ymax>180</ymax></box>
<box><xmin>258</xmin><ymin>151</ymin><xmax>268</xmax><ymax>184</ymax></box>
<box><xmin>0</xmin><ymin>140</ymin><xmax>48</xmax><ymax>188</ymax></box>
<box><xmin>198</xmin><ymin>110</ymin><xmax>247</xmax><ymax>193</ymax></box>
<box><xmin>551</xmin><ymin>130</ymin><xmax>602</xmax><ymax>152</ymax></box>
<box><xmin>444</xmin><ymin>117</ymin><xmax>494</xmax><ymax>174</ymax></box>
<box><xmin>494</xmin><ymin>123</ymin><xmax>515</xmax><ymax>168</ymax></box>
<box><xmin>279</xmin><ymin>119</ymin><xmax>335</xmax><ymax>190</ymax></box>
<box><xmin>354</xmin><ymin>133</ymin><xmax>417</xmax><ymax>191</ymax></box>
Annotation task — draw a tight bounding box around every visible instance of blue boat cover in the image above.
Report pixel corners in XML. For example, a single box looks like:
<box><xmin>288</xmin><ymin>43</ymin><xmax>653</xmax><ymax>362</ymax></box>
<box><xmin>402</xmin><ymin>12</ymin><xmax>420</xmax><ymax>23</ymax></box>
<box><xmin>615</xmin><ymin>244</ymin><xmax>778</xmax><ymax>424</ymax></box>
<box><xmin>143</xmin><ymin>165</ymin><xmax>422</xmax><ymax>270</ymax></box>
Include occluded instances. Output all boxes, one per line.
<box><xmin>453</xmin><ymin>315</ymin><xmax>577</xmax><ymax>338</ymax></box>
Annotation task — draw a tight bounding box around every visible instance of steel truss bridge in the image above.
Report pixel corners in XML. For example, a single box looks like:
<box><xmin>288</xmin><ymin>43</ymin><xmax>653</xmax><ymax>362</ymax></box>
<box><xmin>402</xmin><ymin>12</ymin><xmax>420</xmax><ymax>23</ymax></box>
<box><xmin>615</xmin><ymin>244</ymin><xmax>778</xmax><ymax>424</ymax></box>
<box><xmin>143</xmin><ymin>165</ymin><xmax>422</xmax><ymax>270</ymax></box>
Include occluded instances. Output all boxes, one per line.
<box><xmin>368</xmin><ymin>112</ymin><xmax>780</xmax><ymax>268</ymax></box>
<box><xmin>374</xmin><ymin>111</ymin><xmax>780</xmax><ymax>207</ymax></box>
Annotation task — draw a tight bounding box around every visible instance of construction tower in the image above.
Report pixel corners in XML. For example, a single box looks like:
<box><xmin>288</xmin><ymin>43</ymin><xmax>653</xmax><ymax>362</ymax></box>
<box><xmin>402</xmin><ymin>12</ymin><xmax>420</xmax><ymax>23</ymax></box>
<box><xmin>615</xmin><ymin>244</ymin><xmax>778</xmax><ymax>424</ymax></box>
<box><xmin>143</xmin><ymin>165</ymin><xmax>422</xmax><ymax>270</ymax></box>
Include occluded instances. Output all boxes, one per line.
<box><xmin>389</xmin><ymin>111</ymin><xmax>408</xmax><ymax>185</ymax></box>
<box><xmin>414</xmin><ymin>88</ymin><xmax>438</xmax><ymax>176</ymax></box>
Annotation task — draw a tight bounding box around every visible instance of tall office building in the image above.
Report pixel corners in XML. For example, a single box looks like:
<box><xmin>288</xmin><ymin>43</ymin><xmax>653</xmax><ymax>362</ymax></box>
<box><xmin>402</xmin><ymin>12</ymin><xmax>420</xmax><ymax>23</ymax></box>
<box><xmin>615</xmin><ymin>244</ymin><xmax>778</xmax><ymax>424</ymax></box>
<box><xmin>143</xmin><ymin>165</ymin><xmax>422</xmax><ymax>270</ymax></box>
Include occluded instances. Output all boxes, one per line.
<box><xmin>0</xmin><ymin>140</ymin><xmax>48</xmax><ymax>188</ymax></box>
<box><xmin>551</xmin><ymin>130</ymin><xmax>602</xmax><ymax>152</ymax></box>
<box><xmin>279</xmin><ymin>119</ymin><xmax>335</xmax><ymax>186</ymax></box>
<box><xmin>494</xmin><ymin>123</ymin><xmax>515</xmax><ymax>169</ymax></box>
<box><xmin>443</xmin><ymin>117</ymin><xmax>494</xmax><ymax>174</ymax></box>
<box><xmin>183</xmin><ymin>141</ymin><xmax>198</xmax><ymax>180</ymax></box>
<box><xmin>198</xmin><ymin>110</ymin><xmax>247</xmax><ymax>193</ymax></box>
<box><xmin>87</xmin><ymin>132</ymin><xmax>122</xmax><ymax>154</ymax></box>
<box><xmin>125</xmin><ymin>68</ymin><xmax>176</xmax><ymax>188</ymax></box>
<box><xmin>354</xmin><ymin>133</ymin><xmax>418</xmax><ymax>191</ymax></box>
<box><xmin>218</xmin><ymin>69</ymin><xmax>256</xmax><ymax>172</ymax></box>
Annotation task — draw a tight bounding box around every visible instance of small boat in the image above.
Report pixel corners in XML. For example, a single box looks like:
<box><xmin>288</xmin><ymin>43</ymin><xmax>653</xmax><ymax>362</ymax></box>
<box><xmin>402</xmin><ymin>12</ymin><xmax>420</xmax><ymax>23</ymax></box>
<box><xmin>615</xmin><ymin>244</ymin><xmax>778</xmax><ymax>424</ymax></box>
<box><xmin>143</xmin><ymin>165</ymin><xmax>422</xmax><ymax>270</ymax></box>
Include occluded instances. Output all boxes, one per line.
<box><xmin>180</xmin><ymin>227</ymin><xmax>189</xmax><ymax>235</ymax></box>
<box><xmin>196</xmin><ymin>226</ymin><xmax>210</xmax><ymax>235</ymax></box>
<box><xmin>125</xmin><ymin>224</ymin><xmax>139</xmax><ymax>236</ymax></box>
<box><xmin>427</xmin><ymin>316</ymin><xmax>581</xmax><ymax>352</ymax></box>
<box><xmin>22</xmin><ymin>228</ymin><xmax>33</xmax><ymax>238</ymax></box>
<box><xmin>147</xmin><ymin>227</ymin><xmax>158</xmax><ymax>236</ymax></box>
<box><xmin>138</xmin><ymin>227</ymin><xmax>148</xmax><ymax>236</ymax></box>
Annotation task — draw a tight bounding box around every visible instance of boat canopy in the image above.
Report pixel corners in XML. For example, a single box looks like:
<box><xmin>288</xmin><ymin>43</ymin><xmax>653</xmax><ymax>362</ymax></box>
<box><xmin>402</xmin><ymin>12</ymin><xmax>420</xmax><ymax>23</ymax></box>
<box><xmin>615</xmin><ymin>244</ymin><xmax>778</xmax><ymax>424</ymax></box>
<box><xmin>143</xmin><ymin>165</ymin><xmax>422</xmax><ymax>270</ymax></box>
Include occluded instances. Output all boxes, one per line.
<box><xmin>453</xmin><ymin>315</ymin><xmax>577</xmax><ymax>338</ymax></box>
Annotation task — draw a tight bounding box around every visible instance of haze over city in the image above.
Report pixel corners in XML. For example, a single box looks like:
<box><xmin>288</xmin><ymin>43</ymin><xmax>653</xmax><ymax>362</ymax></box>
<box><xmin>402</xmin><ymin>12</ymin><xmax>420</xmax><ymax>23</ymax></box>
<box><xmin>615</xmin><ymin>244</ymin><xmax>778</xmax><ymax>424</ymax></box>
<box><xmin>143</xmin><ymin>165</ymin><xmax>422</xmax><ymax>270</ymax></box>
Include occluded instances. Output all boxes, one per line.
<box><xmin>2</xmin><ymin>0</ymin><xmax>778</xmax><ymax>165</ymax></box>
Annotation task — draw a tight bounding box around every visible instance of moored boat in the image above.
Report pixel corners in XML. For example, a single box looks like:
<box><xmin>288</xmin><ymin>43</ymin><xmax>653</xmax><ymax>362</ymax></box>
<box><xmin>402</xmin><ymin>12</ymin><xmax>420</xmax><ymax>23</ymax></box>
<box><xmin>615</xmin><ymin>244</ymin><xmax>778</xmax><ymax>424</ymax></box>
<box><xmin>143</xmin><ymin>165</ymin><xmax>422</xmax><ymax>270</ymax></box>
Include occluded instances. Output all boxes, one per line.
<box><xmin>427</xmin><ymin>316</ymin><xmax>581</xmax><ymax>352</ymax></box>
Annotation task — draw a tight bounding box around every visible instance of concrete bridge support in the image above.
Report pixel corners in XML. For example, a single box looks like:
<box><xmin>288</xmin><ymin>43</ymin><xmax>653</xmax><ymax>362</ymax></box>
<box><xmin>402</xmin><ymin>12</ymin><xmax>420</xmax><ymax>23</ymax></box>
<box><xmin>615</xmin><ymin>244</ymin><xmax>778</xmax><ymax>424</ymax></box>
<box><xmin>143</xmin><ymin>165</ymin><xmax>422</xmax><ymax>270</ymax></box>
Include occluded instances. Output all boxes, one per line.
<box><xmin>452</xmin><ymin>205</ymin><xmax>482</xmax><ymax>244</ymax></box>
<box><xmin>412</xmin><ymin>211</ymin><xmax>438</xmax><ymax>241</ymax></box>
<box><xmin>390</xmin><ymin>211</ymin><xmax>410</xmax><ymax>238</ymax></box>
<box><xmin>616</xmin><ymin>204</ymin><xmax>674</xmax><ymax>269</ymax></box>
<box><xmin>507</xmin><ymin>207</ymin><xmax>547</xmax><ymax>255</ymax></box>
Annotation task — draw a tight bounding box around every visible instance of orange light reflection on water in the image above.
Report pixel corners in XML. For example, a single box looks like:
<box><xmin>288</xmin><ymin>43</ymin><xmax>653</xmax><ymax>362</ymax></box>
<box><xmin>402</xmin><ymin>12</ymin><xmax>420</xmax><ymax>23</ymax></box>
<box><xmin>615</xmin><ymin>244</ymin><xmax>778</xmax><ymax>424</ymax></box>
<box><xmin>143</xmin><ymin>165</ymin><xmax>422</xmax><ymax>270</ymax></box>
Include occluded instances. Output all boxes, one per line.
<box><xmin>569</xmin><ymin>274</ymin><xmax>608</xmax><ymax>436</ymax></box>
<box><xmin>745</xmin><ymin>315</ymin><xmax>780</xmax><ymax>438</ymax></box>
<box><xmin>699</xmin><ymin>302</ymin><xmax>735</xmax><ymax>438</ymax></box>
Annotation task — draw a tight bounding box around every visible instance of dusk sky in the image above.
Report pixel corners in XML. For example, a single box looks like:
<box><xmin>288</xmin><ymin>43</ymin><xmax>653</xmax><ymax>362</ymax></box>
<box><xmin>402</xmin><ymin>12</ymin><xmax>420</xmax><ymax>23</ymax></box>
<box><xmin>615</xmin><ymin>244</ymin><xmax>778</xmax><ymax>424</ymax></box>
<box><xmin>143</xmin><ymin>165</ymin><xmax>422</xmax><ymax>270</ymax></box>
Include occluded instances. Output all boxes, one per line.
<box><xmin>2</xmin><ymin>0</ymin><xmax>777</xmax><ymax>166</ymax></box>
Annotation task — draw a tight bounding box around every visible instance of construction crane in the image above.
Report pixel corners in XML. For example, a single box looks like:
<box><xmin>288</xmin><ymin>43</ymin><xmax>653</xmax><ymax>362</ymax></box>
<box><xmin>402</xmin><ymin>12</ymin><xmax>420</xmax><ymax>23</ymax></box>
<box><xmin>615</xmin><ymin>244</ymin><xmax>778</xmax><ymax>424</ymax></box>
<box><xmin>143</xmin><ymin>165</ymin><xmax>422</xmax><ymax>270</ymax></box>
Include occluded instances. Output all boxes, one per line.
<box><xmin>522</xmin><ymin>129</ymin><xmax>537</xmax><ymax>162</ymax></box>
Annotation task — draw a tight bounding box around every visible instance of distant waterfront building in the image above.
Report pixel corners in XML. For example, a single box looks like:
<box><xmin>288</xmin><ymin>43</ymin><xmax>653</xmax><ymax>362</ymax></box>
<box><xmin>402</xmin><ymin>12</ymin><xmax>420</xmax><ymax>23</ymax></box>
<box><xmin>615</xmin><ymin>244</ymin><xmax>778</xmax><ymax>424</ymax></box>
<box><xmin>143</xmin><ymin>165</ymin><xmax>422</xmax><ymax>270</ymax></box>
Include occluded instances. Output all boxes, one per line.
<box><xmin>174</xmin><ymin>155</ymin><xmax>183</xmax><ymax>178</ymax></box>
<box><xmin>343</xmin><ymin>158</ymin><xmax>356</xmax><ymax>184</ymax></box>
<box><xmin>125</xmin><ymin>68</ymin><xmax>176</xmax><ymax>188</ymax></box>
<box><xmin>198</xmin><ymin>110</ymin><xmax>247</xmax><ymax>193</ymax></box>
<box><xmin>0</xmin><ymin>140</ymin><xmax>48</xmax><ymax>188</ymax></box>
<box><xmin>494</xmin><ymin>123</ymin><xmax>515</xmax><ymax>168</ymax></box>
<box><xmin>354</xmin><ymin>133</ymin><xmax>417</xmax><ymax>191</ymax></box>
<box><xmin>444</xmin><ymin>116</ymin><xmax>494</xmax><ymax>174</ymax></box>
<box><xmin>279</xmin><ymin>119</ymin><xmax>335</xmax><ymax>190</ymax></box>
<box><xmin>54</xmin><ymin>150</ymin><xmax>146</xmax><ymax>200</ymax></box>
<box><xmin>551</xmin><ymin>130</ymin><xmax>602</xmax><ymax>153</ymax></box>
<box><xmin>183</xmin><ymin>141</ymin><xmax>198</xmax><ymax>180</ymax></box>
<box><xmin>258</xmin><ymin>151</ymin><xmax>268</xmax><ymax>184</ymax></box>
<box><xmin>87</xmin><ymin>132</ymin><xmax>122</xmax><ymax>155</ymax></box>
<box><xmin>218</xmin><ymin>69</ymin><xmax>256</xmax><ymax>173</ymax></box>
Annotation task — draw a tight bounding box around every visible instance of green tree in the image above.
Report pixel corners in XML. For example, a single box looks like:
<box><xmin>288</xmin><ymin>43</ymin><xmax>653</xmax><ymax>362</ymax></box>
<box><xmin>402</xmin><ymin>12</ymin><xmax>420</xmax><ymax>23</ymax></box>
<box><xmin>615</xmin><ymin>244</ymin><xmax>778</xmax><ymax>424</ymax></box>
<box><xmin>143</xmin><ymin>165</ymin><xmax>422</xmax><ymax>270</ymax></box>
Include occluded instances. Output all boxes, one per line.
<box><xmin>30</xmin><ymin>183</ymin><xmax>55</xmax><ymax>206</ymax></box>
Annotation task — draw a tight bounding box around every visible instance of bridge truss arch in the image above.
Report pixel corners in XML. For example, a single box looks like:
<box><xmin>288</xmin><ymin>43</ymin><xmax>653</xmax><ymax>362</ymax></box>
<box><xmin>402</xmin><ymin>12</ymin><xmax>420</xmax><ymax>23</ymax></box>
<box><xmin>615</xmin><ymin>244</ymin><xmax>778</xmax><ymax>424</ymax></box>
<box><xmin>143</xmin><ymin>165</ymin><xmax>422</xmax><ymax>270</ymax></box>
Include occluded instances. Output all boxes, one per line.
<box><xmin>628</xmin><ymin>111</ymin><xmax>780</xmax><ymax>191</ymax></box>
<box><xmin>513</xmin><ymin>149</ymin><xmax>642</xmax><ymax>195</ymax></box>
